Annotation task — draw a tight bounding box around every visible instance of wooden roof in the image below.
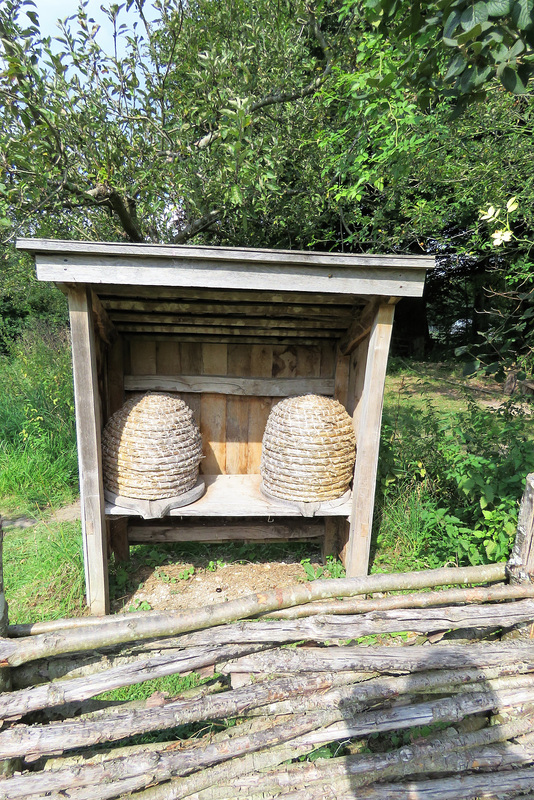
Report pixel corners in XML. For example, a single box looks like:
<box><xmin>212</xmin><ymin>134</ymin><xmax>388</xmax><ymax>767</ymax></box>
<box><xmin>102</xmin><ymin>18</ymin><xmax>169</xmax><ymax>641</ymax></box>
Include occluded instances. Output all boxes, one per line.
<box><xmin>18</xmin><ymin>238</ymin><xmax>434</xmax><ymax>345</ymax></box>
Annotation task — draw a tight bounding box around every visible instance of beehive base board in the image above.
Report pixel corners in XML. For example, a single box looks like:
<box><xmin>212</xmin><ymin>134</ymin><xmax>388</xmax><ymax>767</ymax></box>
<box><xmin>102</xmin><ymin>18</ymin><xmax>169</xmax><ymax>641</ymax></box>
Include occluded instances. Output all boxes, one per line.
<box><xmin>104</xmin><ymin>478</ymin><xmax>205</xmax><ymax>519</ymax></box>
<box><xmin>260</xmin><ymin>483</ymin><xmax>351</xmax><ymax>518</ymax></box>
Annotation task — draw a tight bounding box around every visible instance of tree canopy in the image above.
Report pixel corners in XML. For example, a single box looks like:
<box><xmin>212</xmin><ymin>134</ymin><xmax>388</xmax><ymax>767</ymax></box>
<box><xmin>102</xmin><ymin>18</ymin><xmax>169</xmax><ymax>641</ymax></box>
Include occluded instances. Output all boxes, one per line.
<box><xmin>1</xmin><ymin>0</ymin><xmax>533</xmax><ymax>371</ymax></box>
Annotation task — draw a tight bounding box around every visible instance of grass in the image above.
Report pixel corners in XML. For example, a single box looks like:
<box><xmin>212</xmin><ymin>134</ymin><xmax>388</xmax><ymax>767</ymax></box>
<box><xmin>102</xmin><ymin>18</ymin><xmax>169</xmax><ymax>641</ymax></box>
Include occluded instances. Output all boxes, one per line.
<box><xmin>0</xmin><ymin>326</ymin><xmax>78</xmax><ymax>518</ymax></box>
<box><xmin>95</xmin><ymin>671</ymin><xmax>206</xmax><ymax>702</ymax></box>
<box><xmin>3</xmin><ymin>520</ymin><xmax>86</xmax><ymax>624</ymax></box>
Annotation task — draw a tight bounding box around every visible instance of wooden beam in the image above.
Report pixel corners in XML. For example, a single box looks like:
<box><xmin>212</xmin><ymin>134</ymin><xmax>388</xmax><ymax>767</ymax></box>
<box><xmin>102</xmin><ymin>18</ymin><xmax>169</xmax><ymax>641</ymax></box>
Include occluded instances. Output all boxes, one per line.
<box><xmin>128</xmin><ymin>520</ymin><xmax>324</xmax><ymax>543</ymax></box>
<box><xmin>114</xmin><ymin>324</ymin><xmax>342</xmax><ymax>338</ymax></box>
<box><xmin>339</xmin><ymin>299</ymin><xmax>379</xmax><ymax>355</ymax></box>
<box><xmin>107</xmin><ymin>518</ymin><xmax>129</xmax><ymax>562</ymax></box>
<box><xmin>68</xmin><ymin>285</ymin><xmax>109</xmax><ymax>615</ymax></box>
<box><xmin>345</xmin><ymin>303</ymin><xmax>395</xmax><ymax>577</ymax></box>
<box><xmin>106</xmin><ymin>474</ymin><xmax>353</xmax><ymax>518</ymax></box>
<box><xmin>124</xmin><ymin>375</ymin><xmax>335</xmax><ymax>396</ymax></box>
<box><xmin>98</xmin><ymin>285</ymin><xmax>361</xmax><ymax>305</ymax></box>
<box><xmin>90</xmin><ymin>290</ymin><xmax>116</xmax><ymax>346</ymax></box>
<box><xmin>125</xmin><ymin>334</ymin><xmax>333</xmax><ymax>346</ymax></box>
<box><xmin>106</xmin><ymin>335</ymin><xmax>125</xmax><ymax>421</ymax></box>
<box><xmin>108</xmin><ymin>313</ymin><xmax>349</xmax><ymax>331</ymax></box>
<box><xmin>102</xmin><ymin>298</ymin><xmax>355</xmax><ymax>320</ymax></box>
<box><xmin>17</xmin><ymin>237</ymin><xmax>436</xmax><ymax>270</ymax></box>
<box><xmin>35</xmin><ymin>253</ymin><xmax>429</xmax><ymax>298</ymax></box>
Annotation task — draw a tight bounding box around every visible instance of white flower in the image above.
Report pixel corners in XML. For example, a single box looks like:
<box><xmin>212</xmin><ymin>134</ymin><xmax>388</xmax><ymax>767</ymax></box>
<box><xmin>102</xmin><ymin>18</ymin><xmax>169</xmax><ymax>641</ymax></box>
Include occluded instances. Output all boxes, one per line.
<box><xmin>491</xmin><ymin>229</ymin><xmax>512</xmax><ymax>246</ymax></box>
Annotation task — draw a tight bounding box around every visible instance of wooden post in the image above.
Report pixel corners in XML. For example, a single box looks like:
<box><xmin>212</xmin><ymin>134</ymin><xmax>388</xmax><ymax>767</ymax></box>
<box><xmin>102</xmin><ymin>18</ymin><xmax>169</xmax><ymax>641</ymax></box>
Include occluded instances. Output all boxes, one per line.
<box><xmin>106</xmin><ymin>335</ymin><xmax>129</xmax><ymax>562</ymax></box>
<box><xmin>345</xmin><ymin>303</ymin><xmax>395</xmax><ymax>578</ymax></box>
<box><xmin>508</xmin><ymin>474</ymin><xmax>534</xmax><ymax>585</ymax></box>
<box><xmin>68</xmin><ymin>285</ymin><xmax>109</xmax><ymax>615</ymax></box>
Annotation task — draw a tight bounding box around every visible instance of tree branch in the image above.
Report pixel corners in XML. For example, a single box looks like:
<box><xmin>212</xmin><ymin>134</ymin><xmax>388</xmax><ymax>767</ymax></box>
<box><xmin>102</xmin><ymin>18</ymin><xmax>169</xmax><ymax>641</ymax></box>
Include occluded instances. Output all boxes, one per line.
<box><xmin>172</xmin><ymin>209</ymin><xmax>221</xmax><ymax>243</ymax></box>
<box><xmin>66</xmin><ymin>182</ymin><xmax>144</xmax><ymax>243</ymax></box>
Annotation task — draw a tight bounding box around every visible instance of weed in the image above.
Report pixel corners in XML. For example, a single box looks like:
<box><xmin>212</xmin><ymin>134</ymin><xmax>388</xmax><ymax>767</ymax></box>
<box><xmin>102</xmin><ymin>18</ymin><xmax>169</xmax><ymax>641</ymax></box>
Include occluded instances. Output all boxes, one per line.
<box><xmin>300</xmin><ymin>556</ymin><xmax>345</xmax><ymax>581</ymax></box>
<box><xmin>128</xmin><ymin>599</ymin><xmax>152</xmax><ymax>612</ymax></box>
<box><xmin>207</xmin><ymin>559</ymin><xmax>226</xmax><ymax>572</ymax></box>
<box><xmin>300</xmin><ymin>558</ymin><xmax>324</xmax><ymax>581</ymax></box>
<box><xmin>178</xmin><ymin>566</ymin><xmax>195</xmax><ymax>580</ymax></box>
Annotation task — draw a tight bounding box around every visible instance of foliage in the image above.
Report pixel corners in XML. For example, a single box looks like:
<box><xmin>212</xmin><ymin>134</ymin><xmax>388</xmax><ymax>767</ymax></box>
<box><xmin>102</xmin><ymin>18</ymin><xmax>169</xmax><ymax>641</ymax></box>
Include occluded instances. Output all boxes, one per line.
<box><xmin>375</xmin><ymin>391</ymin><xmax>534</xmax><ymax>569</ymax></box>
<box><xmin>0</xmin><ymin>0</ymin><xmax>338</xmax><ymax>248</ymax></box>
<box><xmin>0</xmin><ymin>250</ymin><xmax>68</xmax><ymax>351</ymax></box>
<box><xmin>0</xmin><ymin>326</ymin><xmax>77</xmax><ymax>515</ymax></box>
<box><xmin>3</xmin><ymin>520</ymin><xmax>85</xmax><ymax>622</ymax></box>
<box><xmin>300</xmin><ymin>556</ymin><xmax>346</xmax><ymax>580</ymax></box>
<box><xmin>349</xmin><ymin>0</ymin><xmax>534</xmax><ymax>109</ymax></box>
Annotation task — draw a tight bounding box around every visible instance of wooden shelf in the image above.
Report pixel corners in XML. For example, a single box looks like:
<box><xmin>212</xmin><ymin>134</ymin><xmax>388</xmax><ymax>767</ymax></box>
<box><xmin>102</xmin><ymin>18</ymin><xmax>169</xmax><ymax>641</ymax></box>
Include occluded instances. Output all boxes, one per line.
<box><xmin>105</xmin><ymin>474</ymin><xmax>352</xmax><ymax>518</ymax></box>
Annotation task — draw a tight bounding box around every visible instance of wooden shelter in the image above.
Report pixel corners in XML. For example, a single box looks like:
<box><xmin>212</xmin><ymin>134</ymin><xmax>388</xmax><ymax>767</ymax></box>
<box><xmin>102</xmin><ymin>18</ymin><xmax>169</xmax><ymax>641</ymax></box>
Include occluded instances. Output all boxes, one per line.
<box><xmin>17</xmin><ymin>238</ymin><xmax>434</xmax><ymax>614</ymax></box>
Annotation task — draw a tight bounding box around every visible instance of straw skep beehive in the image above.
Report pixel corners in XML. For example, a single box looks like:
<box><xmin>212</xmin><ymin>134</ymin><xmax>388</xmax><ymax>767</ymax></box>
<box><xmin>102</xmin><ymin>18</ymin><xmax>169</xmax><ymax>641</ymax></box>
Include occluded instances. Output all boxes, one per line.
<box><xmin>102</xmin><ymin>392</ymin><xmax>204</xmax><ymax>516</ymax></box>
<box><xmin>260</xmin><ymin>394</ymin><xmax>356</xmax><ymax>505</ymax></box>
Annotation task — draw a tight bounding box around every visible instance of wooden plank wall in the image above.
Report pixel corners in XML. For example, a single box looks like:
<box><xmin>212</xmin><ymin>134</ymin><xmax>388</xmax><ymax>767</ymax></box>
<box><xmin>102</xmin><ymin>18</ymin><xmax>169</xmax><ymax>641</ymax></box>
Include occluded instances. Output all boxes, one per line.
<box><xmin>127</xmin><ymin>340</ymin><xmax>337</xmax><ymax>475</ymax></box>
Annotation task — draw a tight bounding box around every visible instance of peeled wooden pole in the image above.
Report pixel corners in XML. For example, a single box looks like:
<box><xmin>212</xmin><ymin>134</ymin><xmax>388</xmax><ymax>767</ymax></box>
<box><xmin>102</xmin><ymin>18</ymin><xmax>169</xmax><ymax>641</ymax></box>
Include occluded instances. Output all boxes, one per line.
<box><xmin>0</xmin><ymin>643</ymin><xmax>267</xmax><ymax>721</ymax></box>
<box><xmin>0</xmin><ymin>563</ymin><xmax>506</xmax><ymax>668</ymax></box>
<box><xmin>261</xmin><ymin>583</ymin><xmax>534</xmax><ymax>619</ymax></box>
<box><xmin>245</xmin><ymin>766</ymin><xmax>534</xmax><ymax>800</ymax></box>
<box><xmin>219</xmin><ymin>641</ymin><xmax>534</xmax><ymax>676</ymax></box>
<box><xmin>5</xmin><ymin>683</ymin><xmax>534</xmax><ymax>800</ymax></box>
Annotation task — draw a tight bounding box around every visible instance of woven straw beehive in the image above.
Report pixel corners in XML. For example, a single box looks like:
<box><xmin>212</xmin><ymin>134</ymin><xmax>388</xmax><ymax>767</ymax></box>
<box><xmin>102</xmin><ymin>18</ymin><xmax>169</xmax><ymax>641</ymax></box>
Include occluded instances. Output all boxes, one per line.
<box><xmin>260</xmin><ymin>394</ymin><xmax>356</xmax><ymax>503</ymax></box>
<box><xmin>102</xmin><ymin>392</ymin><xmax>203</xmax><ymax>501</ymax></box>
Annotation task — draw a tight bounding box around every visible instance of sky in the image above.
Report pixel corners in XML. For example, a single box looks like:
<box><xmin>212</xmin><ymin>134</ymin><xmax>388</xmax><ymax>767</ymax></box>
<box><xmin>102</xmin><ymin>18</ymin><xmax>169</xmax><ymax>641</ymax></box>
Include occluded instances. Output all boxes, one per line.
<box><xmin>27</xmin><ymin>0</ymin><xmax>158</xmax><ymax>56</ymax></box>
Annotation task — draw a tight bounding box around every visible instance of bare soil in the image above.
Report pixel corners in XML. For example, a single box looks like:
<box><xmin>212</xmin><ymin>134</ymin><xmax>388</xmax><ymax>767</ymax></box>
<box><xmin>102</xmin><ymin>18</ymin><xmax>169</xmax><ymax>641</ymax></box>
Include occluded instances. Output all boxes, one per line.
<box><xmin>112</xmin><ymin>557</ymin><xmax>318</xmax><ymax>615</ymax></box>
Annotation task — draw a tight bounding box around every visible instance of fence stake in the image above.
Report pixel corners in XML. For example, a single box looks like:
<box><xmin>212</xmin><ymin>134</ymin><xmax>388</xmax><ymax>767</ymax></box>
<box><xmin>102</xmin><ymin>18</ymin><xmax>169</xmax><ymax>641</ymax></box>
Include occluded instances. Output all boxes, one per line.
<box><xmin>508</xmin><ymin>474</ymin><xmax>534</xmax><ymax>585</ymax></box>
<box><xmin>0</xmin><ymin>516</ymin><xmax>16</xmax><ymax>776</ymax></box>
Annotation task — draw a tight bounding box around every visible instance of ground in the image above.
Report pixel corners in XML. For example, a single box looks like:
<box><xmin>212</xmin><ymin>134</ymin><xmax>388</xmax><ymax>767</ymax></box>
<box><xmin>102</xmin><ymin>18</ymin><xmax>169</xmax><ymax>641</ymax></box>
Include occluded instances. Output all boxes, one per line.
<box><xmin>115</xmin><ymin>557</ymin><xmax>316</xmax><ymax>614</ymax></box>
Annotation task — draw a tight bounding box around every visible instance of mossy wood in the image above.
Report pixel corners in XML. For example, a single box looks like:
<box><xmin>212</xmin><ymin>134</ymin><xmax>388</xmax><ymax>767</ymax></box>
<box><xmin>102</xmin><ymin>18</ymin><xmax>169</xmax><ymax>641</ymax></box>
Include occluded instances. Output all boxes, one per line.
<box><xmin>17</xmin><ymin>238</ymin><xmax>434</xmax><ymax>613</ymax></box>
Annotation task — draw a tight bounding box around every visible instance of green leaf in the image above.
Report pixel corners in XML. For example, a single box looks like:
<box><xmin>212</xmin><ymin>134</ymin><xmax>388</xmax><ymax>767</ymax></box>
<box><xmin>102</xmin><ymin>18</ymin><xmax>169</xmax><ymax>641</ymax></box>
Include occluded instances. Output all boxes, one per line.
<box><xmin>487</xmin><ymin>0</ymin><xmax>513</xmax><ymax>14</ymax></box>
<box><xmin>474</xmin><ymin>64</ymin><xmax>493</xmax><ymax>85</ymax></box>
<box><xmin>459</xmin><ymin>65</ymin><xmax>475</xmax><ymax>92</ymax></box>
<box><xmin>443</xmin><ymin>9</ymin><xmax>462</xmax><ymax>38</ymax></box>
<box><xmin>457</xmin><ymin>23</ymin><xmax>484</xmax><ymax>44</ymax></box>
<box><xmin>230</xmin><ymin>185</ymin><xmax>243</xmax><ymax>205</ymax></box>
<box><xmin>500</xmin><ymin>64</ymin><xmax>528</xmax><ymax>91</ymax></box>
<box><xmin>512</xmin><ymin>0</ymin><xmax>534</xmax><ymax>29</ymax></box>
<box><xmin>508</xmin><ymin>37</ymin><xmax>526</xmax><ymax>57</ymax></box>
<box><xmin>378</xmin><ymin>72</ymin><xmax>396</xmax><ymax>88</ymax></box>
<box><xmin>445</xmin><ymin>52</ymin><xmax>467</xmax><ymax>81</ymax></box>
<box><xmin>460</xmin><ymin>2</ymin><xmax>489</xmax><ymax>30</ymax></box>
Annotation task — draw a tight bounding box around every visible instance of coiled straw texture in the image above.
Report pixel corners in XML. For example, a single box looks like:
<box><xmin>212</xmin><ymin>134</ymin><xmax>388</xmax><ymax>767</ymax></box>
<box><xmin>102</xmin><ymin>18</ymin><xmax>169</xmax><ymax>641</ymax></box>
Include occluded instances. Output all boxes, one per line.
<box><xmin>260</xmin><ymin>394</ymin><xmax>356</xmax><ymax>502</ymax></box>
<box><xmin>102</xmin><ymin>392</ymin><xmax>203</xmax><ymax>500</ymax></box>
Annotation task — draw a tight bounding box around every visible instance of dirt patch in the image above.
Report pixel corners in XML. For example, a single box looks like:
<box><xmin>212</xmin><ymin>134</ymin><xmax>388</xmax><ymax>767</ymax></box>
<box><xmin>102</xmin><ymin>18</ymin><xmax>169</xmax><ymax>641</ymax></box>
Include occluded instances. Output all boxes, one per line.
<box><xmin>111</xmin><ymin>555</ymin><xmax>321</xmax><ymax>614</ymax></box>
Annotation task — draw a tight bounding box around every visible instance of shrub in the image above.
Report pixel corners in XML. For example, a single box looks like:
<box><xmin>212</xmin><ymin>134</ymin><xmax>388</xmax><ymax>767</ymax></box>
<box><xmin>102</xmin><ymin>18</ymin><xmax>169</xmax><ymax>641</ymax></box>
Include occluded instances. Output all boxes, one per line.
<box><xmin>376</xmin><ymin>396</ymin><xmax>534</xmax><ymax>568</ymax></box>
